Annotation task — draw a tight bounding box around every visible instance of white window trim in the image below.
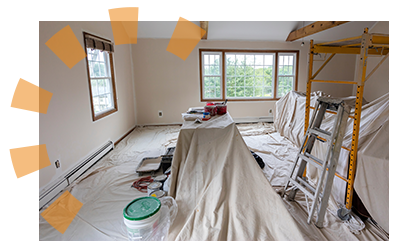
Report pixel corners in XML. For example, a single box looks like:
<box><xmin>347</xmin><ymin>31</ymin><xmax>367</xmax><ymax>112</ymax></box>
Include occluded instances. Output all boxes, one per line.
<box><xmin>88</xmin><ymin>50</ymin><xmax>115</xmax><ymax>116</ymax></box>
<box><xmin>201</xmin><ymin>51</ymin><xmax>223</xmax><ymax>100</ymax></box>
<box><xmin>199</xmin><ymin>49</ymin><xmax>298</xmax><ymax>101</ymax></box>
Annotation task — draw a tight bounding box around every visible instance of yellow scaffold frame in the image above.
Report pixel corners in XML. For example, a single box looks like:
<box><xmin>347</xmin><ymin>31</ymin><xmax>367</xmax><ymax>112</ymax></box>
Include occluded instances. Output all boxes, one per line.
<box><xmin>304</xmin><ymin>28</ymin><xmax>389</xmax><ymax>211</ymax></box>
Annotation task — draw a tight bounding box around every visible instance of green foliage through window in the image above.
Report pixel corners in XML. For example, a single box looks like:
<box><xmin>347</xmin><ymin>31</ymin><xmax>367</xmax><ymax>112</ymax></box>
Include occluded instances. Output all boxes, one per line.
<box><xmin>201</xmin><ymin>51</ymin><xmax>297</xmax><ymax>100</ymax></box>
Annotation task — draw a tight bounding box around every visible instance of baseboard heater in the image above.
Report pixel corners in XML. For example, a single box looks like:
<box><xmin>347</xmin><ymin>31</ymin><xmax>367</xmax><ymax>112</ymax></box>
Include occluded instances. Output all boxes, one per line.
<box><xmin>39</xmin><ymin>141</ymin><xmax>114</xmax><ymax>210</ymax></box>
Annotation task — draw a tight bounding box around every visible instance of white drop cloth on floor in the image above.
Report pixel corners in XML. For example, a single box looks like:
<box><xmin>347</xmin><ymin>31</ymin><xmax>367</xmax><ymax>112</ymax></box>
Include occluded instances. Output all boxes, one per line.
<box><xmin>39</xmin><ymin>121</ymin><xmax>388</xmax><ymax>240</ymax></box>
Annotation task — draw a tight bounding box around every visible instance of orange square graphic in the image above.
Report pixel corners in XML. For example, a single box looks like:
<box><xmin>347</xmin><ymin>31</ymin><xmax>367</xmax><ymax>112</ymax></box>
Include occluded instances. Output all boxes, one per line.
<box><xmin>10</xmin><ymin>144</ymin><xmax>51</xmax><ymax>178</ymax></box>
<box><xmin>167</xmin><ymin>17</ymin><xmax>206</xmax><ymax>61</ymax></box>
<box><xmin>11</xmin><ymin>79</ymin><xmax>52</xmax><ymax>114</ymax></box>
<box><xmin>45</xmin><ymin>25</ymin><xmax>86</xmax><ymax>69</ymax></box>
<box><xmin>41</xmin><ymin>191</ymin><xmax>83</xmax><ymax>234</ymax></box>
<box><xmin>108</xmin><ymin>7</ymin><xmax>139</xmax><ymax>21</ymax></box>
<box><xmin>109</xmin><ymin>7</ymin><xmax>139</xmax><ymax>45</ymax></box>
<box><xmin>110</xmin><ymin>21</ymin><xmax>137</xmax><ymax>45</ymax></box>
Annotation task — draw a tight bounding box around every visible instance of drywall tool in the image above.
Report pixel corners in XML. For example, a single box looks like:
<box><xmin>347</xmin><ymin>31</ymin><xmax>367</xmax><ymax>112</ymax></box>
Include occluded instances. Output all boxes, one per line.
<box><xmin>282</xmin><ymin>97</ymin><xmax>350</xmax><ymax>228</ymax></box>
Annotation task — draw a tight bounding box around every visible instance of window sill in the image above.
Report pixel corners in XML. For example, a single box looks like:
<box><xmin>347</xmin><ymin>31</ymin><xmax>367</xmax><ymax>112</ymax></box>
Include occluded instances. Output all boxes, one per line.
<box><xmin>200</xmin><ymin>98</ymin><xmax>281</xmax><ymax>102</ymax></box>
<box><xmin>92</xmin><ymin>108</ymin><xmax>118</xmax><ymax>121</ymax></box>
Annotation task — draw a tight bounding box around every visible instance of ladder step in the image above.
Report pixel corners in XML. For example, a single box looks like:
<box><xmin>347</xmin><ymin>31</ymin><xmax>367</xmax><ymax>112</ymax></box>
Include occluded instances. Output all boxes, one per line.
<box><xmin>296</xmin><ymin>177</ymin><xmax>323</xmax><ymax>199</ymax></box>
<box><xmin>309</xmin><ymin>128</ymin><xmax>332</xmax><ymax>141</ymax></box>
<box><xmin>290</xmin><ymin>178</ymin><xmax>315</xmax><ymax>199</ymax></box>
<box><xmin>304</xmin><ymin>152</ymin><xmax>324</xmax><ymax>166</ymax></box>
<box><xmin>298</xmin><ymin>153</ymin><xmax>324</xmax><ymax>171</ymax></box>
<box><xmin>288</xmin><ymin>178</ymin><xmax>324</xmax><ymax>200</ymax></box>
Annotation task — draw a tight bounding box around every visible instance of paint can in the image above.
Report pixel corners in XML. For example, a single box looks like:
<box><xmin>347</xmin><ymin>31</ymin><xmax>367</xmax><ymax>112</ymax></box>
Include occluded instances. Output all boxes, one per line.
<box><xmin>147</xmin><ymin>181</ymin><xmax>162</xmax><ymax>196</ymax></box>
<box><xmin>204</xmin><ymin>105</ymin><xmax>217</xmax><ymax>116</ymax></box>
<box><xmin>149</xmin><ymin>190</ymin><xmax>166</xmax><ymax>198</ymax></box>
<box><xmin>154</xmin><ymin>174</ymin><xmax>168</xmax><ymax>189</ymax></box>
<box><xmin>216</xmin><ymin>104</ymin><xmax>227</xmax><ymax>115</ymax></box>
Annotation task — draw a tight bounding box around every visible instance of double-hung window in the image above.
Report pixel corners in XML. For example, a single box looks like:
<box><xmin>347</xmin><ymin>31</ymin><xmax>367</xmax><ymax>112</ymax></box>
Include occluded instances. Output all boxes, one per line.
<box><xmin>199</xmin><ymin>49</ymin><xmax>298</xmax><ymax>101</ymax></box>
<box><xmin>84</xmin><ymin>32</ymin><xmax>118</xmax><ymax>121</ymax></box>
<box><xmin>202</xmin><ymin>52</ymin><xmax>222</xmax><ymax>99</ymax></box>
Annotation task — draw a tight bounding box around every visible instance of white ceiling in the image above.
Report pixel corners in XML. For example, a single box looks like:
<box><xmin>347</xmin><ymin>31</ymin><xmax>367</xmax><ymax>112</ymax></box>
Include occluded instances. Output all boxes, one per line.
<box><xmin>137</xmin><ymin>21</ymin><xmax>378</xmax><ymax>43</ymax></box>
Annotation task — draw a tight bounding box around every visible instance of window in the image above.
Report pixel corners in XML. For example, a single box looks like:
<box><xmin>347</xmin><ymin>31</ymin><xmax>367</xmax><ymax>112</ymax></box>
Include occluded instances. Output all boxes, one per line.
<box><xmin>202</xmin><ymin>52</ymin><xmax>222</xmax><ymax>99</ymax></box>
<box><xmin>277</xmin><ymin>53</ymin><xmax>296</xmax><ymax>98</ymax></box>
<box><xmin>199</xmin><ymin>49</ymin><xmax>298</xmax><ymax>101</ymax></box>
<box><xmin>84</xmin><ymin>32</ymin><xmax>118</xmax><ymax>121</ymax></box>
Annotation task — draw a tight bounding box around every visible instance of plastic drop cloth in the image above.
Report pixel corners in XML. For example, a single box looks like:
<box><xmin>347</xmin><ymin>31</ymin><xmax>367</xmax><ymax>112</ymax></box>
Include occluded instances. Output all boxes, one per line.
<box><xmin>273</xmin><ymin>91</ymin><xmax>389</xmax><ymax>234</ymax></box>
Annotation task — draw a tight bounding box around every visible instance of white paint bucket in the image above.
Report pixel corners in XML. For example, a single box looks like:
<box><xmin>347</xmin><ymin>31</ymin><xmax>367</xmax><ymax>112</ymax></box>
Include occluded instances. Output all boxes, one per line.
<box><xmin>123</xmin><ymin>197</ymin><xmax>161</xmax><ymax>240</ymax></box>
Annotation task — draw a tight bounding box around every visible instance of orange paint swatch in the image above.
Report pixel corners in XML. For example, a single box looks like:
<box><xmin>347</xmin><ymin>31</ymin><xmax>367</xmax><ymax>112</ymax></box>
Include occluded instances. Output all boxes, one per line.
<box><xmin>11</xmin><ymin>79</ymin><xmax>52</xmax><ymax>114</ymax></box>
<box><xmin>41</xmin><ymin>191</ymin><xmax>83</xmax><ymax>234</ymax></box>
<box><xmin>45</xmin><ymin>25</ymin><xmax>86</xmax><ymax>69</ymax></box>
<box><xmin>109</xmin><ymin>7</ymin><xmax>139</xmax><ymax>45</ymax></box>
<box><xmin>10</xmin><ymin>144</ymin><xmax>51</xmax><ymax>178</ymax></box>
<box><xmin>167</xmin><ymin>17</ymin><xmax>206</xmax><ymax>61</ymax></box>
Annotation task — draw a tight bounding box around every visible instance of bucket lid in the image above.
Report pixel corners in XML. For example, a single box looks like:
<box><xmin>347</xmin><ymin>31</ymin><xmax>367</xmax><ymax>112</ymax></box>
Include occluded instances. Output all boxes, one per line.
<box><xmin>123</xmin><ymin>197</ymin><xmax>161</xmax><ymax>221</ymax></box>
<box><xmin>148</xmin><ymin>181</ymin><xmax>162</xmax><ymax>189</ymax></box>
<box><xmin>154</xmin><ymin>174</ymin><xmax>167</xmax><ymax>182</ymax></box>
<box><xmin>150</xmin><ymin>190</ymin><xmax>166</xmax><ymax>198</ymax></box>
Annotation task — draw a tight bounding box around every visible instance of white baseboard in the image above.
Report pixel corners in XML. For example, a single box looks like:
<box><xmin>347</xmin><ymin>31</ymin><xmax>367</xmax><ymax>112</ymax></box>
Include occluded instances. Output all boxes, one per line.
<box><xmin>233</xmin><ymin>116</ymin><xmax>274</xmax><ymax>123</ymax></box>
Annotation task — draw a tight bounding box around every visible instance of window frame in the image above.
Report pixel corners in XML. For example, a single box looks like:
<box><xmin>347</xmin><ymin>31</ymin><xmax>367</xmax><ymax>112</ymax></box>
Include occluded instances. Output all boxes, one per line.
<box><xmin>201</xmin><ymin>51</ymin><xmax>223</xmax><ymax>101</ymax></box>
<box><xmin>199</xmin><ymin>49</ymin><xmax>299</xmax><ymax>102</ymax></box>
<box><xmin>83</xmin><ymin>32</ymin><xmax>118</xmax><ymax>121</ymax></box>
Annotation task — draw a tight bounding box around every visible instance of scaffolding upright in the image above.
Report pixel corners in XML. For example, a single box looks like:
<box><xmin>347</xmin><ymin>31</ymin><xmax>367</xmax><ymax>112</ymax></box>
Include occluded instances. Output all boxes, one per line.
<box><xmin>304</xmin><ymin>28</ymin><xmax>389</xmax><ymax>218</ymax></box>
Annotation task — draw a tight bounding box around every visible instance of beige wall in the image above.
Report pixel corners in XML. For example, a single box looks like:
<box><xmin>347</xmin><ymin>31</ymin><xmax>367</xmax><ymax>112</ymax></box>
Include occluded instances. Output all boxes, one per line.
<box><xmin>353</xmin><ymin>21</ymin><xmax>389</xmax><ymax>102</ymax></box>
<box><xmin>131</xmin><ymin>39</ymin><xmax>356</xmax><ymax>125</ymax></box>
<box><xmin>39</xmin><ymin>22</ymin><xmax>136</xmax><ymax>191</ymax></box>
<box><xmin>38</xmin><ymin>22</ymin><xmax>363</xmax><ymax>190</ymax></box>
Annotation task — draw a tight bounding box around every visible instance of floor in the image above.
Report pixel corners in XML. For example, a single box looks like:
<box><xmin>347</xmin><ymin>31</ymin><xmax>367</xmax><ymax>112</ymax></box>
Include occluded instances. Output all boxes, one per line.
<box><xmin>39</xmin><ymin>123</ymin><xmax>389</xmax><ymax>241</ymax></box>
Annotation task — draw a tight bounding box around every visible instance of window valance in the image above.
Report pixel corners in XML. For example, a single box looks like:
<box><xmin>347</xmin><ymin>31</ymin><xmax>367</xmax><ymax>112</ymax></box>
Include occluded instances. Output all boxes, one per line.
<box><xmin>84</xmin><ymin>33</ymin><xmax>114</xmax><ymax>53</ymax></box>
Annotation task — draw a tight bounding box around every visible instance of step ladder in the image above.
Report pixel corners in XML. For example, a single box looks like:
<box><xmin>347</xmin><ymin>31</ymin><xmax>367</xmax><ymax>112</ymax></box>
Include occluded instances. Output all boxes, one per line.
<box><xmin>283</xmin><ymin>97</ymin><xmax>350</xmax><ymax>228</ymax></box>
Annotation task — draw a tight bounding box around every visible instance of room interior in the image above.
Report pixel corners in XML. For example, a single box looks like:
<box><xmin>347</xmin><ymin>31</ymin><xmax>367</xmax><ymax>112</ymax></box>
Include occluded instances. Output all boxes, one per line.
<box><xmin>38</xmin><ymin>21</ymin><xmax>389</xmax><ymax>241</ymax></box>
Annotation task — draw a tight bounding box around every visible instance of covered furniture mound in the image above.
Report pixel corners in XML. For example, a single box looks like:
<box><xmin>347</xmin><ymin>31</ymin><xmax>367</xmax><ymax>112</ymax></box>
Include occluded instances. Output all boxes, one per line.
<box><xmin>168</xmin><ymin>113</ymin><xmax>304</xmax><ymax>240</ymax></box>
<box><xmin>274</xmin><ymin>91</ymin><xmax>389</xmax><ymax>234</ymax></box>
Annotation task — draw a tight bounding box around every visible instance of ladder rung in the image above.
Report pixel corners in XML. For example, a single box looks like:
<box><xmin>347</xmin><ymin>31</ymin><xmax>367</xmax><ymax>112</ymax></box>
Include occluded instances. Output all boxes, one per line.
<box><xmin>310</xmin><ymin>106</ymin><xmax>355</xmax><ymax>119</ymax></box>
<box><xmin>309</xmin><ymin>128</ymin><xmax>332</xmax><ymax>140</ymax></box>
<box><xmin>290</xmin><ymin>178</ymin><xmax>315</xmax><ymax>199</ymax></box>
<box><xmin>298</xmin><ymin>153</ymin><xmax>324</xmax><ymax>171</ymax></box>
<box><xmin>296</xmin><ymin>177</ymin><xmax>323</xmax><ymax>199</ymax></box>
<box><xmin>317</xmin><ymin>136</ymin><xmax>351</xmax><ymax>151</ymax></box>
<box><xmin>304</xmin><ymin>152</ymin><xmax>324</xmax><ymax>166</ymax></box>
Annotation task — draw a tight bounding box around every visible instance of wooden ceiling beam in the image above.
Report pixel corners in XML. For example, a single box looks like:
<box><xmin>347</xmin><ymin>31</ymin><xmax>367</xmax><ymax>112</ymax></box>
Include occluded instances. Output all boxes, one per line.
<box><xmin>286</xmin><ymin>21</ymin><xmax>349</xmax><ymax>42</ymax></box>
<box><xmin>200</xmin><ymin>21</ymin><xmax>208</xmax><ymax>40</ymax></box>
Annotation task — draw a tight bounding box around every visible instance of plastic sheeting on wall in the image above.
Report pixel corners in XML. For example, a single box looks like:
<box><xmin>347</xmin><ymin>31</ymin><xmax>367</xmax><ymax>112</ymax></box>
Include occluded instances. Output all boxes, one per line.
<box><xmin>274</xmin><ymin>91</ymin><xmax>389</xmax><ymax>234</ymax></box>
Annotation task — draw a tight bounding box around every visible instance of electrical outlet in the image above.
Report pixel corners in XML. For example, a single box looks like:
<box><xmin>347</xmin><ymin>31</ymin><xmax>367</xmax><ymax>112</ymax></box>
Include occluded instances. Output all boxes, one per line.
<box><xmin>55</xmin><ymin>160</ymin><xmax>60</xmax><ymax>169</ymax></box>
<box><xmin>158</xmin><ymin>110</ymin><xmax>163</xmax><ymax>117</ymax></box>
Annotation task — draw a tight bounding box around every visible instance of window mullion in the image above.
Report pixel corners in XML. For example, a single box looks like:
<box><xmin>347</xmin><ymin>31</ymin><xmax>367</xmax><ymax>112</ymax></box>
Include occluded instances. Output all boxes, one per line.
<box><xmin>273</xmin><ymin>52</ymin><xmax>278</xmax><ymax>99</ymax></box>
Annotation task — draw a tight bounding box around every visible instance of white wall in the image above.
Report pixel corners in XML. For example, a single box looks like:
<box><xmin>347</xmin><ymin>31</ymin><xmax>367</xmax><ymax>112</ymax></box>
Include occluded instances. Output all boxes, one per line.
<box><xmin>38</xmin><ymin>21</ymin><xmax>365</xmax><ymax>190</ymax></box>
<box><xmin>39</xmin><ymin>22</ymin><xmax>136</xmax><ymax>192</ymax></box>
<box><xmin>352</xmin><ymin>21</ymin><xmax>389</xmax><ymax>102</ymax></box>
<box><xmin>131</xmin><ymin>39</ymin><xmax>355</xmax><ymax>125</ymax></box>
<box><xmin>312</xmin><ymin>53</ymin><xmax>356</xmax><ymax>97</ymax></box>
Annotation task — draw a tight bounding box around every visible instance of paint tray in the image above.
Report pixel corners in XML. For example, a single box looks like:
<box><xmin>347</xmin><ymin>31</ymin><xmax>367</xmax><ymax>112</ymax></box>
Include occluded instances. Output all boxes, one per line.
<box><xmin>136</xmin><ymin>156</ymin><xmax>162</xmax><ymax>176</ymax></box>
<box><xmin>160</xmin><ymin>147</ymin><xmax>175</xmax><ymax>173</ymax></box>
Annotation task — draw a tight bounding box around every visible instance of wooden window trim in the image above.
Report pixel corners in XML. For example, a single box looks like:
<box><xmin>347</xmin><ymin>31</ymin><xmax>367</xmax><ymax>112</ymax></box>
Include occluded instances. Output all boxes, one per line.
<box><xmin>83</xmin><ymin>32</ymin><xmax>118</xmax><ymax>121</ymax></box>
<box><xmin>199</xmin><ymin>49</ymin><xmax>299</xmax><ymax>102</ymax></box>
